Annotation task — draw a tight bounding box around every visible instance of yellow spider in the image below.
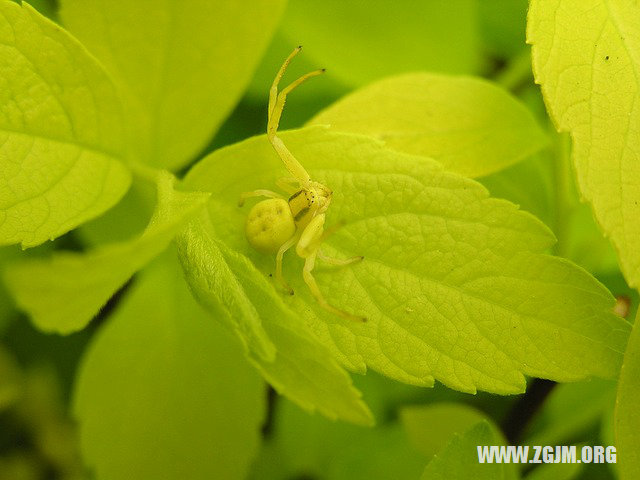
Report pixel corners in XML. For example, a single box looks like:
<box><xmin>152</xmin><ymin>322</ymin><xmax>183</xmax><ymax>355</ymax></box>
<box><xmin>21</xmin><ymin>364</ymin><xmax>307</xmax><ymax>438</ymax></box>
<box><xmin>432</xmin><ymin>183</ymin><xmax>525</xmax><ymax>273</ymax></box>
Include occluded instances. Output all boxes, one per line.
<box><xmin>238</xmin><ymin>47</ymin><xmax>365</xmax><ymax>322</ymax></box>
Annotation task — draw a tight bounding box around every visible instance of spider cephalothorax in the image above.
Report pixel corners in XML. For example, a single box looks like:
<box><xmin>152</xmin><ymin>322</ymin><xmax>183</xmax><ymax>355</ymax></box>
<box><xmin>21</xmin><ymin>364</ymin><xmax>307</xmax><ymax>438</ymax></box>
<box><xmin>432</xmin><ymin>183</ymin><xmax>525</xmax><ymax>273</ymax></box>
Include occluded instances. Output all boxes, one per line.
<box><xmin>238</xmin><ymin>47</ymin><xmax>364</xmax><ymax>322</ymax></box>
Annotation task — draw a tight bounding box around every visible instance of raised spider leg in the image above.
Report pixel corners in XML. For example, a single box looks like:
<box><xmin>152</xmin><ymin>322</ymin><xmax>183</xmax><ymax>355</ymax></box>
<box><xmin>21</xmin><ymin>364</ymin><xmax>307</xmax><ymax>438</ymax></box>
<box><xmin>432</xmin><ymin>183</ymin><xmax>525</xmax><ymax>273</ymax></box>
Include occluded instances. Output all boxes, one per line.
<box><xmin>238</xmin><ymin>189</ymin><xmax>284</xmax><ymax>207</ymax></box>
<box><xmin>268</xmin><ymin>47</ymin><xmax>324</xmax><ymax>186</ymax></box>
<box><xmin>275</xmin><ymin>234</ymin><xmax>298</xmax><ymax>295</ymax></box>
<box><xmin>302</xmin><ymin>252</ymin><xmax>366</xmax><ymax>322</ymax></box>
<box><xmin>276</xmin><ymin>177</ymin><xmax>302</xmax><ymax>194</ymax></box>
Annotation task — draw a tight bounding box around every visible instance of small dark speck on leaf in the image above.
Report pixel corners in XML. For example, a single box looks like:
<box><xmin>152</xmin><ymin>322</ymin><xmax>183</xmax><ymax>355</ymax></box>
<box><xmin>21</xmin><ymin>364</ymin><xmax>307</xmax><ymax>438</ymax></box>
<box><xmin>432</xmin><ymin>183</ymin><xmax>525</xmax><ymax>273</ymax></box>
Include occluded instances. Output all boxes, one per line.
<box><xmin>605</xmin><ymin>55</ymin><xmax>610</xmax><ymax>60</ymax></box>
<box><xmin>268</xmin><ymin>273</ymin><xmax>273</xmax><ymax>277</ymax></box>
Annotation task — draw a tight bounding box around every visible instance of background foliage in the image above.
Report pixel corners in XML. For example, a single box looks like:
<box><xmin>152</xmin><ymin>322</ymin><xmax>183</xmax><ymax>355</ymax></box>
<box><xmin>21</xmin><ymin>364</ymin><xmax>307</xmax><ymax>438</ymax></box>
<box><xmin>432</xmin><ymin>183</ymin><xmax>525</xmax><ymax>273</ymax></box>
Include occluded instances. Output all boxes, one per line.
<box><xmin>0</xmin><ymin>1</ymin><xmax>638</xmax><ymax>479</ymax></box>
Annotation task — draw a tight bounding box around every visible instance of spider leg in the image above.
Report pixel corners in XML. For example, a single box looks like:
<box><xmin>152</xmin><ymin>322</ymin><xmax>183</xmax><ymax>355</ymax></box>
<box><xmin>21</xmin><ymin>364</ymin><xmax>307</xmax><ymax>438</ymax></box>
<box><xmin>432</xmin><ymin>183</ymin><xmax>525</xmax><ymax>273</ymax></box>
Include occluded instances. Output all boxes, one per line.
<box><xmin>276</xmin><ymin>177</ymin><xmax>302</xmax><ymax>194</ymax></box>
<box><xmin>302</xmin><ymin>252</ymin><xmax>366</xmax><ymax>322</ymax></box>
<box><xmin>238</xmin><ymin>189</ymin><xmax>283</xmax><ymax>207</ymax></box>
<box><xmin>318</xmin><ymin>250</ymin><xmax>364</xmax><ymax>266</ymax></box>
<box><xmin>268</xmin><ymin>47</ymin><xmax>324</xmax><ymax>185</ymax></box>
<box><xmin>275</xmin><ymin>234</ymin><xmax>298</xmax><ymax>295</ymax></box>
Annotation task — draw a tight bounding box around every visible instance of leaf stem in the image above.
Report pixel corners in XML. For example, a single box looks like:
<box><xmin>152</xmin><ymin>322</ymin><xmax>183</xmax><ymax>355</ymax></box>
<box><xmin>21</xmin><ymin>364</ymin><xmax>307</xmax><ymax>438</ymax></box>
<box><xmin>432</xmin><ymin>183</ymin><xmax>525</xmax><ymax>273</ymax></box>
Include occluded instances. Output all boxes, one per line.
<box><xmin>494</xmin><ymin>48</ymin><xmax>534</xmax><ymax>92</ymax></box>
<box><xmin>552</xmin><ymin>132</ymin><xmax>574</xmax><ymax>257</ymax></box>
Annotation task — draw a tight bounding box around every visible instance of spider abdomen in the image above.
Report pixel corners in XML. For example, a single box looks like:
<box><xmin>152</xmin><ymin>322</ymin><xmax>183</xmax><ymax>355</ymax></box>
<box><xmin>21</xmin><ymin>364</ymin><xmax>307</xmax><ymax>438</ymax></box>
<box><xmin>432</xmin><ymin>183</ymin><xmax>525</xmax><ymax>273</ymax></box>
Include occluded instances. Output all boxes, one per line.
<box><xmin>245</xmin><ymin>198</ymin><xmax>296</xmax><ymax>254</ymax></box>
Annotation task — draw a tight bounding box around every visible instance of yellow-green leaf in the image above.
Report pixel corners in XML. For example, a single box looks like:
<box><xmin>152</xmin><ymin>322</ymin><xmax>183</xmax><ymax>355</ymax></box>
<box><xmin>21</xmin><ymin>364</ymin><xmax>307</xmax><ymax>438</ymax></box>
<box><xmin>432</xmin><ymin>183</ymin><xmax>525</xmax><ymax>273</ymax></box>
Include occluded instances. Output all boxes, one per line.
<box><xmin>0</xmin><ymin>1</ymin><xmax>131</xmax><ymax>248</ymax></box>
<box><xmin>182</xmin><ymin>126</ymin><xmax>630</xmax><ymax>395</ymax></box>
<box><xmin>74</xmin><ymin>252</ymin><xmax>265</xmax><ymax>480</ymax></box>
<box><xmin>528</xmin><ymin>0</ymin><xmax>640</xmax><ymax>288</ymax></box>
<box><xmin>3</xmin><ymin>172</ymin><xmax>209</xmax><ymax>334</ymax></box>
<box><xmin>59</xmin><ymin>0</ymin><xmax>286</xmax><ymax>170</ymax></box>
<box><xmin>309</xmin><ymin>73</ymin><xmax>548</xmax><ymax>177</ymax></box>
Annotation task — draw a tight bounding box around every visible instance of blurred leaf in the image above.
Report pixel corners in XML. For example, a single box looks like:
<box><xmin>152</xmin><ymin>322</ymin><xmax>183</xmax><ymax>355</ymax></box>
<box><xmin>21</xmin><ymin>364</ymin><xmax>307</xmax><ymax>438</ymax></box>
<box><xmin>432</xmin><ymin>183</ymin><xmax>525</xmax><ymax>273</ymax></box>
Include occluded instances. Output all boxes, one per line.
<box><xmin>309</xmin><ymin>73</ymin><xmax>548</xmax><ymax>177</ymax></box>
<box><xmin>421</xmin><ymin>421</ymin><xmax>517</xmax><ymax>480</ymax></box>
<box><xmin>74</xmin><ymin>252</ymin><xmax>265</xmax><ymax>480</ymax></box>
<box><xmin>177</xmin><ymin>217</ymin><xmax>373</xmax><ymax>425</ymax></box>
<box><xmin>524</xmin><ymin>379</ymin><xmax>616</xmax><ymax>447</ymax></box>
<box><xmin>400</xmin><ymin>403</ymin><xmax>492</xmax><ymax>458</ymax></box>
<box><xmin>0</xmin><ymin>344</ymin><xmax>20</xmax><ymax>411</ymax></box>
<box><xmin>0</xmin><ymin>2</ymin><xmax>130</xmax><ymax>248</ymax></box>
<box><xmin>280</xmin><ymin>0</ymin><xmax>481</xmax><ymax>87</ymax></box>
<box><xmin>249</xmin><ymin>397</ymin><xmax>426</xmax><ymax>480</ymax></box>
<box><xmin>479</xmin><ymin>0</ymin><xmax>528</xmax><ymax>59</ymax></box>
<box><xmin>528</xmin><ymin>0</ymin><xmax>640</xmax><ymax>289</ymax></box>
<box><xmin>4</xmin><ymin>172</ymin><xmax>209</xmax><ymax>334</ymax></box>
<box><xmin>183</xmin><ymin>126</ymin><xmax>630</xmax><ymax>394</ymax></box>
<box><xmin>615</xmin><ymin>309</ymin><xmax>640</xmax><ymax>480</ymax></box>
<box><xmin>59</xmin><ymin>0</ymin><xmax>286</xmax><ymax>170</ymax></box>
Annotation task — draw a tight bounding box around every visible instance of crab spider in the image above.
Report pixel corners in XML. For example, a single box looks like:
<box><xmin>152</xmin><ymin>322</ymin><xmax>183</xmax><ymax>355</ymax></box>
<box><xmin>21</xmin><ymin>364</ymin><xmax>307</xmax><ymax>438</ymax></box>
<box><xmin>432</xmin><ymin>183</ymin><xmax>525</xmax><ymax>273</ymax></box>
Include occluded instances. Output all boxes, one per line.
<box><xmin>238</xmin><ymin>47</ymin><xmax>365</xmax><ymax>322</ymax></box>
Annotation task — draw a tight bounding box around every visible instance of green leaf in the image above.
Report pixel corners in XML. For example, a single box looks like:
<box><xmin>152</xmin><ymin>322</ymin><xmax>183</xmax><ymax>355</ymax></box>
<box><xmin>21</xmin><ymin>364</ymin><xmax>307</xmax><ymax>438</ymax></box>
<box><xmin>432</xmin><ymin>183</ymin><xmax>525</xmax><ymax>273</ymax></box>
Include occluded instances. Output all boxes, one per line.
<box><xmin>183</xmin><ymin>126</ymin><xmax>630</xmax><ymax>394</ymax></box>
<box><xmin>615</xmin><ymin>309</ymin><xmax>640</xmax><ymax>480</ymax></box>
<box><xmin>309</xmin><ymin>73</ymin><xmax>548</xmax><ymax>178</ymax></box>
<box><xmin>74</xmin><ymin>252</ymin><xmax>265</xmax><ymax>480</ymax></box>
<box><xmin>249</xmin><ymin>396</ymin><xmax>426</xmax><ymax>480</ymax></box>
<box><xmin>528</xmin><ymin>0</ymin><xmax>640</xmax><ymax>289</ymax></box>
<box><xmin>59</xmin><ymin>0</ymin><xmax>286</xmax><ymax>170</ymax></box>
<box><xmin>0</xmin><ymin>1</ymin><xmax>131</xmax><ymax>248</ymax></box>
<box><xmin>523</xmin><ymin>379</ymin><xmax>616</xmax><ymax>447</ymax></box>
<box><xmin>479</xmin><ymin>0</ymin><xmax>528</xmax><ymax>59</ymax></box>
<box><xmin>280</xmin><ymin>0</ymin><xmax>481</xmax><ymax>87</ymax></box>
<box><xmin>400</xmin><ymin>403</ymin><xmax>494</xmax><ymax>458</ymax></box>
<box><xmin>3</xmin><ymin>171</ymin><xmax>209</xmax><ymax>334</ymax></box>
<box><xmin>421</xmin><ymin>421</ymin><xmax>516</xmax><ymax>480</ymax></box>
<box><xmin>177</xmin><ymin>217</ymin><xmax>373</xmax><ymax>426</ymax></box>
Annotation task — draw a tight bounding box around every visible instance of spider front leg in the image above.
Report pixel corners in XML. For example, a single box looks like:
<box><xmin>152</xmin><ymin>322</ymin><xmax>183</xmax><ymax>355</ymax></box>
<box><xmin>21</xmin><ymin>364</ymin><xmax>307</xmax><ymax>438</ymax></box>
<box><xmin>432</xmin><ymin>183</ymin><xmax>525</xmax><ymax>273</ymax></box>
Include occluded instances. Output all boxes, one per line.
<box><xmin>238</xmin><ymin>189</ymin><xmax>284</xmax><ymax>207</ymax></box>
<box><xmin>297</xmin><ymin>215</ymin><xmax>366</xmax><ymax>322</ymax></box>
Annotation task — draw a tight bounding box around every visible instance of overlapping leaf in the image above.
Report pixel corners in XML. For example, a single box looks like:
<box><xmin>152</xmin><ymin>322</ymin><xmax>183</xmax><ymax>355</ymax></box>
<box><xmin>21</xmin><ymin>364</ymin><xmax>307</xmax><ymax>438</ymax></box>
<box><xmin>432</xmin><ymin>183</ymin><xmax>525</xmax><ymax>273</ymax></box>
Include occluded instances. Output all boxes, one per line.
<box><xmin>421</xmin><ymin>421</ymin><xmax>515</xmax><ymax>480</ymax></box>
<box><xmin>4</xmin><ymin>172</ymin><xmax>209</xmax><ymax>334</ymax></box>
<box><xmin>74</xmin><ymin>252</ymin><xmax>265</xmax><ymax>480</ymax></box>
<box><xmin>60</xmin><ymin>0</ymin><xmax>286</xmax><ymax>170</ymax></box>
<box><xmin>181</xmin><ymin>126</ymin><xmax>630</xmax><ymax>396</ymax></box>
<box><xmin>177</xmin><ymin>216</ymin><xmax>373</xmax><ymax>425</ymax></box>
<box><xmin>0</xmin><ymin>2</ymin><xmax>130</xmax><ymax>247</ymax></box>
<box><xmin>528</xmin><ymin>0</ymin><xmax>640</xmax><ymax>289</ymax></box>
<box><xmin>309</xmin><ymin>73</ymin><xmax>548</xmax><ymax>177</ymax></box>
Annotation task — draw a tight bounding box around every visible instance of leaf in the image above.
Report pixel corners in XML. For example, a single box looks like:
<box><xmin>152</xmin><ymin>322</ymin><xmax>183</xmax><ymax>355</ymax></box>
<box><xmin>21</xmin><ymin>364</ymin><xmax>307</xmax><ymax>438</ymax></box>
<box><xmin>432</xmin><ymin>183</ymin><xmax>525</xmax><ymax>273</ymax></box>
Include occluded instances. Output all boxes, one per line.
<box><xmin>421</xmin><ymin>421</ymin><xmax>516</xmax><ymax>480</ymax></box>
<box><xmin>59</xmin><ymin>0</ymin><xmax>286</xmax><ymax>170</ymax></box>
<box><xmin>479</xmin><ymin>0</ymin><xmax>529</xmax><ymax>59</ymax></box>
<box><xmin>73</xmin><ymin>251</ymin><xmax>265</xmax><ymax>480</ymax></box>
<box><xmin>309</xmin><ymin>73</ymin><xmax>548</xmax><ymax>178</ymax></box>
<box><xmin>182</xmin><ymin>126</ymin><xmax>630</xmax><ymax>394</ymax></box>
<box><xmin>280</xmin><ymin>0</ymin><xmax>481</xmax><ymax>87</ymax></box>
<box><xmin>0</xmin><ymin>1</ymin><xmax>131</xmax><ymax>248</ymax></box>
<box><xmin>524</xmin><ymin>379</ymin><xmax>616</xmax><ymax>447</ymax></box>
<box><xmin>615</xmin><ymin>309</ymin><xmax>640</xmax><ymax>480</ymax></box>
<box><xmin>177</xmin><ymin>217</ymin><xmax>373</xmax><ymax>426</ymax></box>
<box><xmin>528</xmin><ymin>0</ymin><xmax>640</xmax><ymax>289</ymax></box>
<box><xmin>3</xmin><ymin>171</ymin><xmax>209</xmax><ymax>334</ymax></box>
<box><xmin>249</xmin><ymin>396</ymin><xmax>426</xmax><ymax>480</ymax></box>
<box><xmin>400</xmin><ymin>403</ymin><xmax>493</xmax><ymax>458</ymax></box>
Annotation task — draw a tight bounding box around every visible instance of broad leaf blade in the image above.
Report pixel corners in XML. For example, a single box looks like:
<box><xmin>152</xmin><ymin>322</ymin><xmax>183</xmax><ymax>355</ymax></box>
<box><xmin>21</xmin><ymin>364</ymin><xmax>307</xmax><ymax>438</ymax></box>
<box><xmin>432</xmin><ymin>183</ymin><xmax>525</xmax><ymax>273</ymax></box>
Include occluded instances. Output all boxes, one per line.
<box><xmin>74</xmin><ymin>252</ymin><xmax>265</xmax><ymax>480</ymax></box>
<box><xmin>184</xmin><ymin>127</ymin><xmax>630</xmax><ymax>394</ymax></box>
<box><xmin>528</xmin><ymin>0</ymin><xmax>640</xmax><ymax>288</ymax></box>
<box><xmin>309</xmin><ymin>73</ymin><xmax>548</xmax><ymax>177</ymax></box>
<box><xmin>4</xmin><ymin>172</ymin><xmax>209</xmax><ymax>334</ymax></box>
<box><xmin>59</xmin><ymin>0</ymin><xmax>286</xmax><ymax>170</ymax></box>
<box><xmin>615</xmin><ymin>309</ymin><xmax>640</xmax><ymax>480</ymax></box>
<box><xmin>0</xmin><ymin>2</ymin><xmax>131</xmax><ymax>247</ymax></box>
<box><xmin>177</xmin><ymin>218</ymin><xmax>373</xmax><ymax>426</ymax></box>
